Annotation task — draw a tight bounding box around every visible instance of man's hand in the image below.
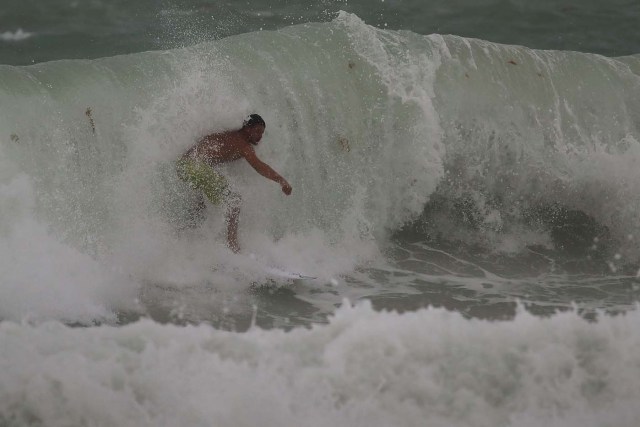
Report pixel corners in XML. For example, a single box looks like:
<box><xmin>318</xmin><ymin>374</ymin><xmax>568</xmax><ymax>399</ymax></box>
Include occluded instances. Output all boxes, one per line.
<box><xmin>243</xmin><ymin>148</ymin><xmax>292</xmax><ymax>195</ymax></box>
<box><xmin>281</xmin><ymin>180</ymin><xmax>292</xmax><ymax>195</ymax></box>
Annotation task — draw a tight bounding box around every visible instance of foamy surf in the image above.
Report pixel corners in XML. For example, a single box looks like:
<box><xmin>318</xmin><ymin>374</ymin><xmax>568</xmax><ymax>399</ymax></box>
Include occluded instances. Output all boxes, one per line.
<box><xmin>1</xmin><ymin>302</ymin><xmax>639</xmax><ymax>427</ymax></box>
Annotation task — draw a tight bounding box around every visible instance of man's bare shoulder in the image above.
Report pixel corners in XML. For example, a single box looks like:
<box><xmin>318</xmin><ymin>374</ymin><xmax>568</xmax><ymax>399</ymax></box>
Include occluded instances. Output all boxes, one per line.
<box><xmin>238</xmin><ymin>137</ymin><xmax>261</xmax><ymax>159</ymax></box>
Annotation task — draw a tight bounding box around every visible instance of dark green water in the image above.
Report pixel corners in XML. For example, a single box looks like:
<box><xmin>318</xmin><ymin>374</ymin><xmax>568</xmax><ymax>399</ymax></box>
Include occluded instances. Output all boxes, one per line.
<box><xmin>2</xmin><ymin>0</ymin><xmax>640</xmax><ymax>65</ymax></box>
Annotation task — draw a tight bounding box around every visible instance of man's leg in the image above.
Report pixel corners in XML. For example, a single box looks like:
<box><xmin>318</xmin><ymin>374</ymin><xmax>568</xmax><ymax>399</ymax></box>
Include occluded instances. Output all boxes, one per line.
<box><xmin>182</xmin><ymin>160</ymin><xmax>240</xmax><ymax>252</ymax></box>
<box><xmin>225</xmin><ymin>191</ymin><xmax>242</xmax><ymax>253</ymax></box>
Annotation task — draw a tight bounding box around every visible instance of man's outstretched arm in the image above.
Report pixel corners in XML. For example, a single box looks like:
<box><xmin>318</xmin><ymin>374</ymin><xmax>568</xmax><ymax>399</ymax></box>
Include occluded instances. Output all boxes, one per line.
<box><xmin>243</xmin><ymin>147</ymin><xmax>292</xmax><ymax>195</ymax></box>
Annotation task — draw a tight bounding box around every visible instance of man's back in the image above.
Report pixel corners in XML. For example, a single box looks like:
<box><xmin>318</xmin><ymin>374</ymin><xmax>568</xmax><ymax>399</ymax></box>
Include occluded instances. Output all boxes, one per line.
<box><xmin>183</xmin><ymin>131</ymin><xmax>247</xmax><ymax>165</ymax></box>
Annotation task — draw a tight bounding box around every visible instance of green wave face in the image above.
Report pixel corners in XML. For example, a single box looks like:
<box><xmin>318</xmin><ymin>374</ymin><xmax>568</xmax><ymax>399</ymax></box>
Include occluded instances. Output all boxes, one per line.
<box><xmin>1</xmin><ymin>14</ymin><xmax>640</xmax><ymax>259</ymax></box>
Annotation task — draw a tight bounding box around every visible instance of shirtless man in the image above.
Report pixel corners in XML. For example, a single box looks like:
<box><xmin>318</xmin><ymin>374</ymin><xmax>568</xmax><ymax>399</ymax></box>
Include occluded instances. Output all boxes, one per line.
<box><xmin>177</xmin><ymin>114</ymin><xmax>292</xmax><ymax>252</ymax></box>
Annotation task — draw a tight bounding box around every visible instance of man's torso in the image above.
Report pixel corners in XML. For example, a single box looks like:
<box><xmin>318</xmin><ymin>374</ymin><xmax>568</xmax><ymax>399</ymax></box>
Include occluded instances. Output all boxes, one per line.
<box><xmin>183</xmin><ymin>131</ymin><xmax>247</xmax><ymax>166</ymax></box>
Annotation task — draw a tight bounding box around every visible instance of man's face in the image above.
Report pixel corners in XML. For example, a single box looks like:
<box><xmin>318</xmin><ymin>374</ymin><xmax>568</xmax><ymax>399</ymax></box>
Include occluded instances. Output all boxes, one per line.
<box><xmin>248</xmin><ymin>125</ymin><xmax>265</xmax><ymax>145</ymax></box>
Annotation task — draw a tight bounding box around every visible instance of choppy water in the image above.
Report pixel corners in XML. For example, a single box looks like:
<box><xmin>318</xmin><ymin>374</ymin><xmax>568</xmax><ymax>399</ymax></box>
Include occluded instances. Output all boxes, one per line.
<box><xmin>2</xmin><ymin>0</ymin><xmax>640</xmax><ymax>65</ymax></box>
<box><xmin>2</xmin><ymin>2</ymin><xmax>640</xmax><ymax>426</ymax></box>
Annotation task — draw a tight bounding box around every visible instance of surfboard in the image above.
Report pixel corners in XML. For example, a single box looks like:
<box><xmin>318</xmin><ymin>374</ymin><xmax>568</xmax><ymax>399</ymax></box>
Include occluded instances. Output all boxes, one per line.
<box><xmin>249</xmin><ymin>253</ymin><xmax>316</xmax><ymax>280</ymax></box>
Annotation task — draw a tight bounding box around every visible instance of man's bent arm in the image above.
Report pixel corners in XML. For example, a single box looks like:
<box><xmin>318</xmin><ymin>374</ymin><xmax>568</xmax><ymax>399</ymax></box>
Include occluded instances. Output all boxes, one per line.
<box><xmin>243</xmin><ymin>148</ymin><xmax>288</xmax><ymax>187</ymax></box>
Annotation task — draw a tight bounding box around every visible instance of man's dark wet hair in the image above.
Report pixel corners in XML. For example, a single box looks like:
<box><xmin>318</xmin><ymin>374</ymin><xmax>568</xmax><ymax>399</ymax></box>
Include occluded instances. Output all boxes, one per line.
<box><xmin>243</xmin><ymin>114</ymin><xmax>266</xmax><ymax>128</ymax></box>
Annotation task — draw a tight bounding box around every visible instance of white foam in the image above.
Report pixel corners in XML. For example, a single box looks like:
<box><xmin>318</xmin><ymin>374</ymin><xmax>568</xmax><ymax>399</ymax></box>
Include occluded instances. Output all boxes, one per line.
<box><xmin>0</xmin><ymin>173</ymin><xmax>137</xmax><ymax>323</ymax></box>
<box><xmin>1</xmin><ymin>303</ymin><xmax>639</xmax><ymax>426</ymax></box>
<box><xmin>0</xmin><ymin>28</ymin><xmax>33</xmax><ymax>42</ymax></box>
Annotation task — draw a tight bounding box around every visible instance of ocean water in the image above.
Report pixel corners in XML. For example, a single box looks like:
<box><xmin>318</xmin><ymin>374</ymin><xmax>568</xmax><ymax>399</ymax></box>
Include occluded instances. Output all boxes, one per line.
<box><xmin>2</xmin><ymin>1</ymin><xmax>640</xmax><ymax>426</ymax></box>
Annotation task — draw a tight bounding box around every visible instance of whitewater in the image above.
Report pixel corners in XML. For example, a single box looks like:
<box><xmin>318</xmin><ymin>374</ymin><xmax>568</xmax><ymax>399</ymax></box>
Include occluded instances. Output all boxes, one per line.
<box><xmin>3</xmin><ymin>303</ymin><xmax>640</xmax><ymax>427</ymax></box>
<box><xmin>2</xmin><ymin>11</ymin><xmax>640</xmax><ymax>426</ymax></box>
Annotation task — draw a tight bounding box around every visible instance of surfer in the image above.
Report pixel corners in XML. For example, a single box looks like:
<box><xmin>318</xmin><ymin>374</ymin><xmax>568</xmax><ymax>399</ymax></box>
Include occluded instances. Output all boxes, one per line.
<box><xmin>176</xmin><ymin>114</ymin><xmax>292</xmax><ymax>253</ymax></box>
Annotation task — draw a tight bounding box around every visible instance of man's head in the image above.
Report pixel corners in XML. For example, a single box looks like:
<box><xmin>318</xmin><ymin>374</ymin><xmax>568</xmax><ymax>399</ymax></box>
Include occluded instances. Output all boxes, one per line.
<box><xmin>242</xmin><ymin>114</ymin><xmax>266</xmax><ymax>145</ymax></box>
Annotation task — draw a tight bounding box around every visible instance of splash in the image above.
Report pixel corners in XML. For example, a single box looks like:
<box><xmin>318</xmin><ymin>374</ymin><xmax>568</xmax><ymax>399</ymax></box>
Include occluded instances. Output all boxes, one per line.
<box><xmin>1</xmin><ymin>14</ymin><xmax>640</xmax><ymax>322</ymax></box>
